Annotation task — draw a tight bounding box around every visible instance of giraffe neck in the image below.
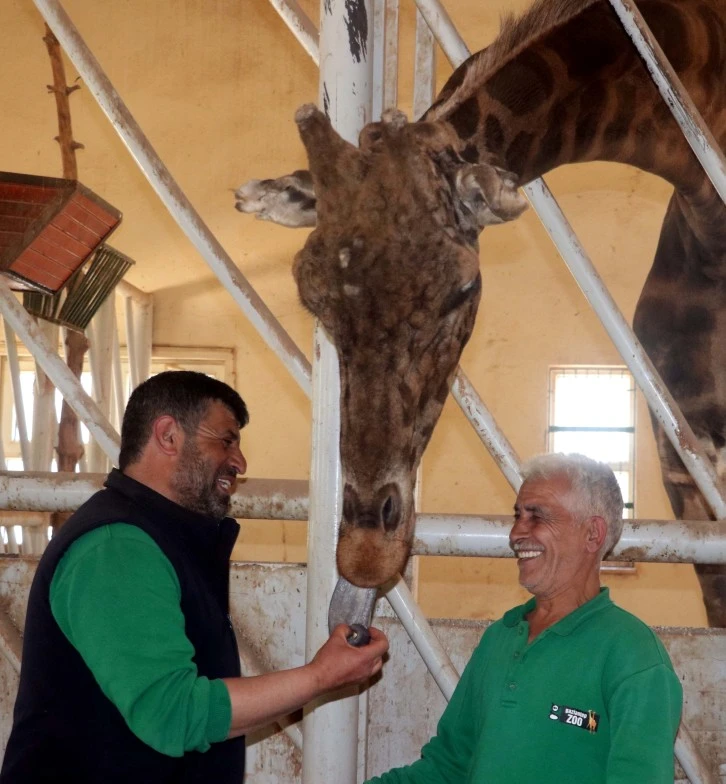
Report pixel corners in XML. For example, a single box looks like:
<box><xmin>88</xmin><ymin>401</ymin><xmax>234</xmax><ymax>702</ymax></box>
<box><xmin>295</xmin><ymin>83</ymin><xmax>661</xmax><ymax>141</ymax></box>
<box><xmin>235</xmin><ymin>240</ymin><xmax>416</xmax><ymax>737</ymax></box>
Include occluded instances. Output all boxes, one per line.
<box><xmin>430</xmin><ymin>0</ymin><xmax>726</xmax><ymax>200</ymax></box>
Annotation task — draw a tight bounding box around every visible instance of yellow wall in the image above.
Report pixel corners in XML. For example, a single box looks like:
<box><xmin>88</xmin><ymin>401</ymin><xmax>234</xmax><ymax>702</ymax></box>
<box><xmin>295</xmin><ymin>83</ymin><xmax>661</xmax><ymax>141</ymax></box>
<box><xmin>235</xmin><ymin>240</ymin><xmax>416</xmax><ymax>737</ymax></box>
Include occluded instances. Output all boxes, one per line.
<box><xmin>0</xmin><ymin>0</ymin><xmax>708</xmax><ymax>626</ymax></box>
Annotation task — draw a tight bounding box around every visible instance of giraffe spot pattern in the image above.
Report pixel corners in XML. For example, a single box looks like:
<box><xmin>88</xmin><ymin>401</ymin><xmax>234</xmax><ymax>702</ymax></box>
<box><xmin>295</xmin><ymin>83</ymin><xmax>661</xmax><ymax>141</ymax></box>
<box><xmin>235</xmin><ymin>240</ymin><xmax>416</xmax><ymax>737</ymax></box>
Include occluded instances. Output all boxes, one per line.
<box><xmin>486</xmin><ymin>50</ymin><xmax>553</xmax><ymax>116</ymax></box>
<box><xmin>449</xmin><ymin>97</ymin><xmax>481</xmax><ymax>140</ymax></box>
<box><xmin>485</xmin><ymin>115</ymin><xmax>505</xmax><ymax>156</ymax></box>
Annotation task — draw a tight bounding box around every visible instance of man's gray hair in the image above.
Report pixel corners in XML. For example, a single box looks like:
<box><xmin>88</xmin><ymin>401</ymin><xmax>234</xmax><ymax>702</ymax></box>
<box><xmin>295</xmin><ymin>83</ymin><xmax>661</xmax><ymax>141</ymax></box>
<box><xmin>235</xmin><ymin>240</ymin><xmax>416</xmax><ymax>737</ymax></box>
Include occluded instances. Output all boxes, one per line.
<box><xmin>520</xmin><ymin>453</ymin><xmax>624</xmax><ymax>557</ymax></box>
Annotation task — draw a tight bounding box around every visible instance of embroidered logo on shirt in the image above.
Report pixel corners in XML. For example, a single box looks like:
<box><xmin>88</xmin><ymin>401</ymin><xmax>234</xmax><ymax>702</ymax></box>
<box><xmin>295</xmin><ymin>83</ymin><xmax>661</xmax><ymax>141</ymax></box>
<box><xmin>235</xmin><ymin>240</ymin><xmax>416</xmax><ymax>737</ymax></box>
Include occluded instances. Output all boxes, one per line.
<box><xmin>548</xmin><ymin>703</ymin><xmax>599</xmax><ymax>733</ymax></box>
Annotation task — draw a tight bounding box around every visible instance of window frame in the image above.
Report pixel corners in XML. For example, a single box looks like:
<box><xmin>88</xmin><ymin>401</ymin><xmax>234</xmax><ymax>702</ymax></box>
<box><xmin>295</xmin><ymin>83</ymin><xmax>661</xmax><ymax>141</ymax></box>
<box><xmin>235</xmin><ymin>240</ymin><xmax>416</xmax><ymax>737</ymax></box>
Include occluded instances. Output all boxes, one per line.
<box><xmin>547</xmin><ymin>365</ymin><xmax>636</xmax><ymax>518</ymax></box>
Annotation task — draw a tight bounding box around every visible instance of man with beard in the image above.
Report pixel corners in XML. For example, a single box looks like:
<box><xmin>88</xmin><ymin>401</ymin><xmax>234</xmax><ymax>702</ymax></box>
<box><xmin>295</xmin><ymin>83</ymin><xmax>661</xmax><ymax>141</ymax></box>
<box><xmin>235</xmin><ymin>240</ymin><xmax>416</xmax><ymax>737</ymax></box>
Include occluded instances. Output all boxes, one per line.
<box><xmin>1</xmin><ymin>371</ymin><xmax>388</xmax><ymax>783</ymax></box>
<box><xmin>365</xmin><ymin>453</ymin><xmax>681</xmax><ymax>784</ymax></box>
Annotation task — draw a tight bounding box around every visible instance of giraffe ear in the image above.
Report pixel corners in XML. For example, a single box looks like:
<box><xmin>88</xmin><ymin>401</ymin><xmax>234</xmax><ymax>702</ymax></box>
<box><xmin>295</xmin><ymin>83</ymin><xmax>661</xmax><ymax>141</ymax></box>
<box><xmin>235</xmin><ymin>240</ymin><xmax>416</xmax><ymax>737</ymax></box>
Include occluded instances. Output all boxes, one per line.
<box><xmin>454</xmin><ymin>164</ymin><xmax>528</xmax><ymax>230</ymax></box>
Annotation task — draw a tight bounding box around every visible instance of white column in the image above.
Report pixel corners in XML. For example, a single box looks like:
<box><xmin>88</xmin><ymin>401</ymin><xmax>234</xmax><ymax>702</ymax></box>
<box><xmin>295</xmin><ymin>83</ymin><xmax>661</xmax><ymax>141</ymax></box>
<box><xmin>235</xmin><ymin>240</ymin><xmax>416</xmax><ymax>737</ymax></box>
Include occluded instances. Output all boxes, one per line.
<box><xmin>87</xmin><ymin>296</ymin><xmax>115</xmax><ymax>472</ymax></box>
<box><xmin>30</xmin><ymin>320</ymin><xmax>59</xmax><ymax>476</ymax></box>
<box><xmin>412</xmin><ymin>5</ymin><xmax>435</xmax><ymax>120</ymax></box>
<box><xmin>303</xmin><ymin>1</ymin><xmax>373</xmax><ymax>782</ymax></box>
<box><xmin>3</xmin><ymin>322</ymin><xmax>31</xmax><ymax>469</ymax></box>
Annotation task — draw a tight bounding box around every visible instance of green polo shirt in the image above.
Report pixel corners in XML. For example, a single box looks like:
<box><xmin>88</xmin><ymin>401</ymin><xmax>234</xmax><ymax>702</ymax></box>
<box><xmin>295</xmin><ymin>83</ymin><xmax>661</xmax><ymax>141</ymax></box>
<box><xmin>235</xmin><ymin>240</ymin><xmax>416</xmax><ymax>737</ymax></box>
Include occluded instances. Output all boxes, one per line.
<box><xmin>49</xmin><ymin>523</ymin><xmax>232</xmax><ymax>757</ymax></box>
<box><xmin>366</xmin><ymin>588</ymin><xmax>682</xmax><ymax>783</ymax></box>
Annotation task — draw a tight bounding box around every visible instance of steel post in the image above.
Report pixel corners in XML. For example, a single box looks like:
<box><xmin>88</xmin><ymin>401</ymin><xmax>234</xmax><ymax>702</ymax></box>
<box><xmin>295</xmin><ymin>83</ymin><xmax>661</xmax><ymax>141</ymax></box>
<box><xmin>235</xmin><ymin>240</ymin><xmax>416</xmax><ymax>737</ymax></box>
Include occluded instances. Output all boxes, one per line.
<box><xmin>302</xmin><ymin>1</ymin><xmax>373</xmax><ymax>781</ymax></box>
<box><xmin>3</xmin><ymin>322</ymin><xmax>31</xmax><ymax>469</ymax></box>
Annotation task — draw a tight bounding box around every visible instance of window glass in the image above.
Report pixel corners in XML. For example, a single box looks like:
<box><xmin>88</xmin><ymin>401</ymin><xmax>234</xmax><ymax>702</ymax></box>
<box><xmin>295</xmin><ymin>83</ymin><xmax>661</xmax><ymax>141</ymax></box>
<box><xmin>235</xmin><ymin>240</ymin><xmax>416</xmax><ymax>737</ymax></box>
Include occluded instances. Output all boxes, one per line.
<box><xmin>549</xmin><ymin>367</ymin><xmax>635</xmax><ymax>517</ymax></box>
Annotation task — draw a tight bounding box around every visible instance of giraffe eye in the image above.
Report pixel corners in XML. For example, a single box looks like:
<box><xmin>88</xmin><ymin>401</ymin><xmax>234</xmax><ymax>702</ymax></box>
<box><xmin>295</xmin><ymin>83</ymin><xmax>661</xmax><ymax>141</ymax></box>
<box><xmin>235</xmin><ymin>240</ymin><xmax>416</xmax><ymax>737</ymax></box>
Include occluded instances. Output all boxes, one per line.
<box><xmin>439</xmin><ymin>273</ymin><xmax>481</xmax><ymax>317</ymax></box>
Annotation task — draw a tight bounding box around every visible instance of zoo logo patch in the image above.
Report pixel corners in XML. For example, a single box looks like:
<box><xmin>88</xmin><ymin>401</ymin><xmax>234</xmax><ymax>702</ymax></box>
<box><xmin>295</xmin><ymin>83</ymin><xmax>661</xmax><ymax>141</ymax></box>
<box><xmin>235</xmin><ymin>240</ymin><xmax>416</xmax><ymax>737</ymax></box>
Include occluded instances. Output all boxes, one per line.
<box><xmin>549</xmin><ymin>703</ymin><xmax>599</xmax><ymax>733</ymax></box>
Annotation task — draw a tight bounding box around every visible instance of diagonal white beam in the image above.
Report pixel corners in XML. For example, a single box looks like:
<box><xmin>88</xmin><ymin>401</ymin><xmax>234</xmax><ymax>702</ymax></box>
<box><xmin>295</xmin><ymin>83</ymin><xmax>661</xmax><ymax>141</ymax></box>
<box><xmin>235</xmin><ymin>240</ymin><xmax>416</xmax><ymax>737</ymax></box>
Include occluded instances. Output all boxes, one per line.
<box><xmin>525</xmin><ymin>179</ymin><xmax>726</xmax><ymax>519</ymax></box>
<box><xmin>609</xmin><ymin>0</ymin><xmax>726</xmax><ymax>207</ymax></box>
<box><xmin>267</xmin><ymin>0</ymin><xmax>319</xmax><ymax>65</ymax></box>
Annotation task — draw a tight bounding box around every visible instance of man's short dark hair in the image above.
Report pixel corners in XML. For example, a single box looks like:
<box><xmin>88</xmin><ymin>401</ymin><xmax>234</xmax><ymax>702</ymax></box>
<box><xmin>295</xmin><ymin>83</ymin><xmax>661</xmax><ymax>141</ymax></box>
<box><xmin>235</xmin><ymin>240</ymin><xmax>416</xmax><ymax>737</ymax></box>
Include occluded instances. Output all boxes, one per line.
<box><xmin>118</xmin><ymin>371</ymin><xmax>249</xmax><ymax>470</ymax></box>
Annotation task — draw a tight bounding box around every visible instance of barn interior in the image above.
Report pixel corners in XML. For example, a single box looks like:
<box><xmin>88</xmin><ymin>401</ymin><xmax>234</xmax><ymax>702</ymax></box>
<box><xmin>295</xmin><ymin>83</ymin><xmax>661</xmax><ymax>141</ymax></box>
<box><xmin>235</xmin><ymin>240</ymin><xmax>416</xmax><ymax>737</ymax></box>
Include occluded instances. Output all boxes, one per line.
<box><xmin>0</xmin><ymin>0</ymin><xmax>724</xmax><ymax>777</ymax></box>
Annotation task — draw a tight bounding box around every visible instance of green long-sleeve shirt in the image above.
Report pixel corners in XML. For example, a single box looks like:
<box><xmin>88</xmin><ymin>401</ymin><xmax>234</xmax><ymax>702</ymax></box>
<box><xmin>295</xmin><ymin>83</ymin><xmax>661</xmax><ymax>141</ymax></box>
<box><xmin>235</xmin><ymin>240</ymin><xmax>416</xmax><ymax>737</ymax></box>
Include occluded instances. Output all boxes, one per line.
<box><xmin>49</xmin><ymin>523</ymin><xmax>232</xmax><ymax>757</ymax></box>
<box><xmin>366</xmin><ymin>588</ymin><xmax>682</xmax><ymax>783</ymax></box>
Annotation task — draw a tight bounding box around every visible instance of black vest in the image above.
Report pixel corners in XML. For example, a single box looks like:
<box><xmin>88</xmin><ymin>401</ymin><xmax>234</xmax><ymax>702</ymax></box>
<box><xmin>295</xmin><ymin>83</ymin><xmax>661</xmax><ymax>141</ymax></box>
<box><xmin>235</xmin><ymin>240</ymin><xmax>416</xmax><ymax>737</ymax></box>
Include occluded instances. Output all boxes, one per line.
<box><xmin>0</xmin><ymin>469</ymin><xmax>245</xmax><ymax>784</ymax></box>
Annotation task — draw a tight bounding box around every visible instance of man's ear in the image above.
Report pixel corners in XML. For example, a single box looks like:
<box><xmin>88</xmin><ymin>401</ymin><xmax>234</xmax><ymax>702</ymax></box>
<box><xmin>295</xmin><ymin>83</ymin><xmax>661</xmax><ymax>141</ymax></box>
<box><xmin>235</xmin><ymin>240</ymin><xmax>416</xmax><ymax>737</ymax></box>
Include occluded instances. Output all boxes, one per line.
<box><xmin>152</xmin><ymin>415</ymin><xmax>183</xmax><ymax>457</ymax></box>
<box><xmin>585</xmin><ymin>516</ymin><xmax>608</xmax><ymax>554</ymax></box>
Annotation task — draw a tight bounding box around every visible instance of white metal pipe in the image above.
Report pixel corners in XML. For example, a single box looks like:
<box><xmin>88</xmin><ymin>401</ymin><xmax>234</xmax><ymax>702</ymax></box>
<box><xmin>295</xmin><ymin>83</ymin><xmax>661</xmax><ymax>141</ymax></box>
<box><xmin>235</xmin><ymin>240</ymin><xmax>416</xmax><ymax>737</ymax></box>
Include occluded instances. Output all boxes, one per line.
<box><xmin>303</xmin><ymin>322</ymin><xmax>360</xmax><ymax>783</ymax></box>
<box><xmin>267</xmin><ymin>0</ymin><xmax>319</xmax><ymax>65</ymax></box>
<box><xmin>524</xmin><ymin>179</ymin><xmax>726</xmax><ymax>520</ymax></box>
<box><xmin>413</xmin><ymin>515</ymin><xmax>726</xmax><ymax>564</ymax></box>
<box><xmin>384</xmin><ymin>576</ymin><xmax>460</xmax><ymax>700</ymax></box>
<box><xmin>0</xmin><ymin>282</ymin><xmax>120</xmax><ymax>464</ymax></box>
<box><xmin>413</xmin><ymin>6</ymin><xmax>435</xmax><ymax>120</ymax></box>
<box><xmin>29</xmin><ymin>320</ymin><xmax>58</xmax><ymax>474</ymax></box>
<box><xmin>124</xmin><ymin>296</ymin><xmax>138</xmax><ymax>392</ymax></box>
<box><xmin>33</xmin><ymin>0</ymin><xmax>313</xmax><ymax>400</ymax></box>
<box><xmin>412</xmin><ymin>0</ymin><xmax>469</xmax><ymax>71</ymax></box>
<box><xmin>3</xmin><ymin>322</ymin><xmax>31</xmax><ymax>469</ymax></box>
<box><xmin>5</xmin><ymin>526</ymin><xmax>18</xmax><ymax>555</ymax></box>
<box><xmin>609</xmin><ymin>0</ymin><xmax>726</xmax><ymax>207</ymax></box>
<box><xmin>133</xmin><ymin>295</ymin><xmax>153</xmax><ymax>385</ymax></box>
<box><xmin>0</xmin><ymin>473</ymin><xmax>309</xmax><ymax>519</ymax></box>
<box><xmin>372</xmin><ymin>0</ymin><xmax>384</xmax><ymax>120</ymax></box>
<box><xmin>383</xmin><ymin>0</ymin><xmax>399</xmax><ymax>112</ymax></box>
<box><xmin>302</xmin><ymin>1</ymin><xmax>374</xmax><ymax>780</ymax></box>
<box><xmin>87</xmin><ymin>297</ymin><xmax>115</xmax><ymax>473</ymax></box>
<box><xmin>451</xmin><ymin>370</ymin><xmax>523</xmax><ymax>493</ymax></box>
<box><xmin>111</xmin><ymin>309</ymin><xmax>125</xmax><ymax>429</ymax></box>
<box><xmin>3</xmin><ymin>472</ymin><xmax>725</xmax><ymax>563</ymax></box>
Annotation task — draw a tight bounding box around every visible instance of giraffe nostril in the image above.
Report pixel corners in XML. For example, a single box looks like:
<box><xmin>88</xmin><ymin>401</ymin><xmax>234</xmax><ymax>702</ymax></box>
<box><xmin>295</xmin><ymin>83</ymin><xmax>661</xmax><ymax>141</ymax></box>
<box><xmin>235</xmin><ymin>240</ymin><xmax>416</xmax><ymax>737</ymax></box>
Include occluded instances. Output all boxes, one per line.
<box><xmin>379</xmin><ymin>484</ymin><xmax>402</xmax><ymax>532</ymax></box>
<box><xmin>382</xmin><ymin>496</ymin><xmax>393</xmax><ymax>524</ymax></box>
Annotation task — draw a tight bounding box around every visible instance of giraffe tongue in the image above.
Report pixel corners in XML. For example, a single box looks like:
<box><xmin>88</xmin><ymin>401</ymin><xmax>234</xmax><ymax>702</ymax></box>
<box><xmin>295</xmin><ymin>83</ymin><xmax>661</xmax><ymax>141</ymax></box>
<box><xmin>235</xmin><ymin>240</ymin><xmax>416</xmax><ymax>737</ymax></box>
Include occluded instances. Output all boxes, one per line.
<box><xmin>328</xmin><ymin>576</ymin><xmax>377</xmax><ymax>647</ymax></box>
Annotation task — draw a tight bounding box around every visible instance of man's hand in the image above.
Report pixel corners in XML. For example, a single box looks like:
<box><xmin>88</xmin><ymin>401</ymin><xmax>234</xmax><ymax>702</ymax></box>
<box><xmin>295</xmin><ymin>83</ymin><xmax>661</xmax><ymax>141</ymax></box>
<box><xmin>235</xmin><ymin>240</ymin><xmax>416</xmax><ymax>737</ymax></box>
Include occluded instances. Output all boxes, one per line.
<box><xmin>224</xmin><ymin>625</ymin><xmax>389</xmax><ymax>737</ymax></box>
<box><xmin>309</xmin><ymin>624</ymin><xmax>388</xmax><ymax>692</ymax></box>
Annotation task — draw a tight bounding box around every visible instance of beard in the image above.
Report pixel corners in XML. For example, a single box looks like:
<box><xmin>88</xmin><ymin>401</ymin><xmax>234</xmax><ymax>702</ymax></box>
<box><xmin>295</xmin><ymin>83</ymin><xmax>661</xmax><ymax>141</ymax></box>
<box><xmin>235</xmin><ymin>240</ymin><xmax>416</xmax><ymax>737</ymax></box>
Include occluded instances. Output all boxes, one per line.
<box><xmin>170</xmin><ymin>437</ymin><xmax>232</xmax><ymax>520</ymax></box>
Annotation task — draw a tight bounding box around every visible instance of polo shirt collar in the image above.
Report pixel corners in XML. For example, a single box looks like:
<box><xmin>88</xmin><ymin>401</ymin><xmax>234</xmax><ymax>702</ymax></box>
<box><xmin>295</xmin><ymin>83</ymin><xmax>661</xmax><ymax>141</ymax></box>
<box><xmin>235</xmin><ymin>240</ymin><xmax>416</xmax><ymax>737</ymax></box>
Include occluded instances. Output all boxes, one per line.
<box><xmin>502</xmin><ymin>587</ymin><xmax>612</xmax><ymax>636</ymax></box>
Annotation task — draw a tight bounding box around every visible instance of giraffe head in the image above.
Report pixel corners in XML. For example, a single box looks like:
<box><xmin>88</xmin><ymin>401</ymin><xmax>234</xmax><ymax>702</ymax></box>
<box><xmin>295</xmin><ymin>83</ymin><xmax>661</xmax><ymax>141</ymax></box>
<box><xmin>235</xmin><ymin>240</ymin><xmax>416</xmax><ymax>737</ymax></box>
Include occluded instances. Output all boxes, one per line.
<box><xmin>293</xmin><ymin>104</ymin><xmax>527</xmax><ymax>587</ymax></box>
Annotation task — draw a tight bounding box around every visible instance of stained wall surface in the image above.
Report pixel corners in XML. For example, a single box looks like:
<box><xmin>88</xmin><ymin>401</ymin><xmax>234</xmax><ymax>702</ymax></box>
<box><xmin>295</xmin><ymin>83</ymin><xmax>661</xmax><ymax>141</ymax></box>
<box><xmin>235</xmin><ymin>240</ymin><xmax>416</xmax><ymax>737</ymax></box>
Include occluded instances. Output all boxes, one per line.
<box><xmin>0</xmin><ymin>0</ymin><xmax>708</xmax><ymax>625</ymax></box>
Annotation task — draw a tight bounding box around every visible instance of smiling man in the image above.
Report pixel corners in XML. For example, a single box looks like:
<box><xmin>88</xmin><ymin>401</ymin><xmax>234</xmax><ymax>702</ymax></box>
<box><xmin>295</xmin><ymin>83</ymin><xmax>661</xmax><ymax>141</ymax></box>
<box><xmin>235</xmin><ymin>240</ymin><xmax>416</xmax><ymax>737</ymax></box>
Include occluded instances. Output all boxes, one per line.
<box><xmin>1</xmin><ymin>371</ymin><xmax>387</xmax><ymax>784</ymax></box>
<box><xmin>366</xmin><ymin>453</ymin><xmax>682</xmax><ymax>784</ymax></box>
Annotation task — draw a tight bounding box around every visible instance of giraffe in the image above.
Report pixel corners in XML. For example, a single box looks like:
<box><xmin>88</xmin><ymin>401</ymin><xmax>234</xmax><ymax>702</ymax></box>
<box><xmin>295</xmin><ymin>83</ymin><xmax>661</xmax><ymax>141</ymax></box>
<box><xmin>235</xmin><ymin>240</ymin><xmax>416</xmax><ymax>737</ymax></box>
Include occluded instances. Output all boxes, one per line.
<box><xmin>235</xmin><ymin>0</ymin><xmax>726</xmax><ymax>624</ymax></box>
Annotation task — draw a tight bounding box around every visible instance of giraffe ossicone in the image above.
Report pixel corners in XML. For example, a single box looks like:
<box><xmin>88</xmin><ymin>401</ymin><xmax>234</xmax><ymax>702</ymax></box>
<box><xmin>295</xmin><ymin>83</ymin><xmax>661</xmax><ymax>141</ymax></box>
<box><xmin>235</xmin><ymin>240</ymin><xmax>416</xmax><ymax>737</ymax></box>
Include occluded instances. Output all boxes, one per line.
<box><xmin>236</xmin><ymin>0</ymin><xmax>726</xmax><ymax>624</ymax></box>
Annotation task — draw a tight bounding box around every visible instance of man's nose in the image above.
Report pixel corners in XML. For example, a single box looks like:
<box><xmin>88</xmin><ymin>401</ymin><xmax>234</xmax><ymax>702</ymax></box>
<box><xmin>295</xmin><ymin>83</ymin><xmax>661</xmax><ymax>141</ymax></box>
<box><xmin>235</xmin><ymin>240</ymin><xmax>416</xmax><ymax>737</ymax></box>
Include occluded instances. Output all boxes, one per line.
<box><xmin>229</xmin><ymin>447</ymin><xmax>247</xmax><ymax>476</ymax></box>
<box><xmin>510</xmin><ymin>516</ymin><xmax>531</xmax><ymax>540</ymax></box>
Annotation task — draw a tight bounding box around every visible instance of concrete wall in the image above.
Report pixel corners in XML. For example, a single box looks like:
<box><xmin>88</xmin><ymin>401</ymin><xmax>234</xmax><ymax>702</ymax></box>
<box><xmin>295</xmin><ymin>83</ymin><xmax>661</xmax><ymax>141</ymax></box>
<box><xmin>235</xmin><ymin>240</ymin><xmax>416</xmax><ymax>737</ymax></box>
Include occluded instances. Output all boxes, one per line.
<box><xmin>0</xmin><ymin>0</ymin><xmax>710</xmax><ymax>625</ymax></box>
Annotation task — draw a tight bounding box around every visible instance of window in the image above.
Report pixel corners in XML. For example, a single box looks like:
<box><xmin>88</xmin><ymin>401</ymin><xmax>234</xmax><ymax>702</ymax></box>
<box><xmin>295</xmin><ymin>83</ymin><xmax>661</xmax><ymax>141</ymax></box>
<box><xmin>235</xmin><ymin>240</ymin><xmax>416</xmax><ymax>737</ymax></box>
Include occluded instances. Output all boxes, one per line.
<box><xmin>548</xmin><ymin>366</ymin><xmax>635</xmax><ymax>518</ymax></box>
<box><xmin>0</xmin><ymin>345</ymin><xmax>235</xmax><ymax>471</ymax></box>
